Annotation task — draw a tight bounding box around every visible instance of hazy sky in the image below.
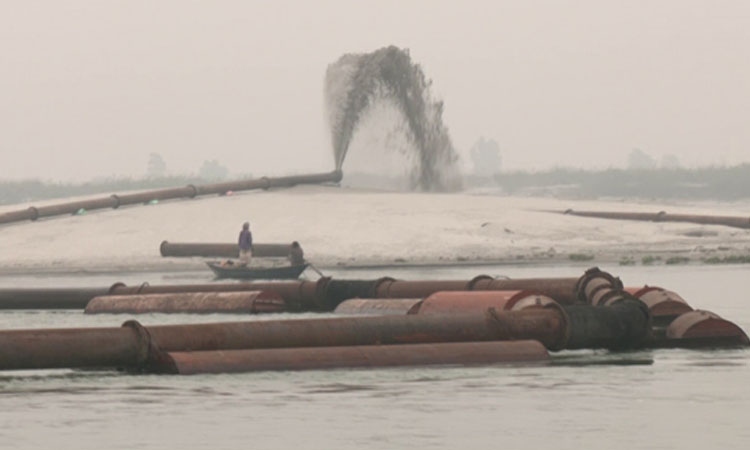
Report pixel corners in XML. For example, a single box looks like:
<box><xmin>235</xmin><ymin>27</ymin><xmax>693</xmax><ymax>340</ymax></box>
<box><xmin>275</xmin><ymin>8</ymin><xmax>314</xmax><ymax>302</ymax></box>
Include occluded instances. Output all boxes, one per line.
<box><xmin>1</xmin><ymin>1</ymin><xmax>749</xmax><ymax>181</ymax></box>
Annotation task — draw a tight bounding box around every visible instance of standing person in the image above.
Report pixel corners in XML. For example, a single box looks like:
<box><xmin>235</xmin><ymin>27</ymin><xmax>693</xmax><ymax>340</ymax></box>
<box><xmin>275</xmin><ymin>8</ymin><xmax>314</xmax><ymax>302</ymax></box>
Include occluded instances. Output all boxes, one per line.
<box><xmin>238</xmin><ymin>222</ymin><xmax>253</xmax><ymax>265</ymax></box>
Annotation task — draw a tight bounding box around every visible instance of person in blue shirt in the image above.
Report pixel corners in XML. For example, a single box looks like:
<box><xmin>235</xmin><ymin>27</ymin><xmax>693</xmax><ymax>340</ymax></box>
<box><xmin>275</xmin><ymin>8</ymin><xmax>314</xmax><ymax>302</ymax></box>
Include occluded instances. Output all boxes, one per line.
<box><xmin>238</xmin><ymin>222</ymin><xmax>253</xmax><ymax>265</ymax></box>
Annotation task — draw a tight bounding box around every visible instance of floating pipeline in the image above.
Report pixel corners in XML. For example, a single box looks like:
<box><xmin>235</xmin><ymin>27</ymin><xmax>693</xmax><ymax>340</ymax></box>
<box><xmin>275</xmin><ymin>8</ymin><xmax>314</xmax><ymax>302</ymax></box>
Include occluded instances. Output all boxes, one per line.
<box><xmin>159</xmin><ymin>241</ymin><xmax>297</xmax><ymax>258</ymax></box>
<box><xmin>0</xmin><ymin>304</ymin><xmax>659</xmax><ymax>372</ymax></box>
<box><xmin>412</xmin><ymin>290</ymin><xmax>558</xmax><ymax>315</ymax></box>
<box><xmin>0</xmin><ymin>170</ymin><xmax>342</xmax><ymax>225</ymax></box>
<box><xmin>624</xmin><ymin>286</ymin><xmax>693</xmax><ymax>323</ymax></box>
<box><xmin>559</xmin><ymin>209</ymin><xmax>750</xmax><ymax>230</ymax></box>
<box><xmin>155</xmin><ymin>341</ymin><xmax>550</xmax><ymax>375</ymax></box>
<box><xmin>334</xmin><ymin>291</ymin><xmax>560</xmax><ymax>317</ymax></box>
<box><xmin>84</xmin><ymin>291</ymin><xmax>286</xmax><ymax>314</ymax></box>
<box><xmin>654</xmin><ymin>310</ymin><xmax>750</xmax><ymax>348</ymax></box>
<box><xmin>0</xmin><ymin>268</ymin><xmax>621</xmax><ymax>311</ymax></box>
<box><xmin>579</xmin><ymin>281</ymin><xmax>750</xmax><ymax>348</ymax></box>
<box><xmin>0</xmin><ymin>286</ymin><xmax>113</xmax><ymax>310</ymax></box>
<box><xmin>334</xmin><ymin>298</ymin><xmax>423</xmax><ymax>315</ymax></box>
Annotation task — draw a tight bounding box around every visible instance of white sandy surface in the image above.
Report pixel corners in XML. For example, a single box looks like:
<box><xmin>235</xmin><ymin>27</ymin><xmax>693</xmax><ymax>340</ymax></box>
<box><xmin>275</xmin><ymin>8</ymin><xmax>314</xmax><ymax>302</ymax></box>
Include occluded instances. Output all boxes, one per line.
<box><xmin>1</xmin><ymin>186</ymin><xmax>750</xmax><ymax>272</ymax></box>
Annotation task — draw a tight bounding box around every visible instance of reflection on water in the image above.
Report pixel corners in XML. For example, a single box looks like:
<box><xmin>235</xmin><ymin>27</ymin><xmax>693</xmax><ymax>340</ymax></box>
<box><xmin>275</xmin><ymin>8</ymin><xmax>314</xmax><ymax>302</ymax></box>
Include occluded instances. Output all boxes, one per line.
<box><xmin>0</xmin><ymin>265</ymin><xmax>749</xmax><ymax>449</ymax></box>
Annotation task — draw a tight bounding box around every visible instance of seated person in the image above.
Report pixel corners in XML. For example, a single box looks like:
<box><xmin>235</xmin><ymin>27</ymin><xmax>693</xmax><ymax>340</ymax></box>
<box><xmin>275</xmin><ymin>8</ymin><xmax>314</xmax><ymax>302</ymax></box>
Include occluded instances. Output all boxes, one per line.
<box><xmin>288</xmin><ymin>241</ymin><xmax>305</xmax><ymax>266</ymax></box>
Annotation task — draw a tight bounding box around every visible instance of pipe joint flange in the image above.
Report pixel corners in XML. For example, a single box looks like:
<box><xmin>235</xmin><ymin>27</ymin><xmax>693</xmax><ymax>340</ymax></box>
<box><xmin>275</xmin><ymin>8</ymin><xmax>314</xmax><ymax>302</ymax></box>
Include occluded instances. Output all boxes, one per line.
<box><xmin>467</xmin><ymin>274</ymin><xmax>494</xmax><ymax>290</ymax></box>
<box><xmin>261</xmin><ymin>177</ymin><xmax>271</xmax><ymax>190</ymax></box>
<box><xmin>185</xmin><ymin>184</ymin><xmax>198</xmax><ymax>198</ymax></box>
<box><xmin>136</xmin><ymin>282</ymin><xmax>150</xmax><ymax>294</ymax></box>
<box><xmin>27</xmin><ymin>206</ymin><xmax>39</xmax><ymax>221</ymax></box>
<box><xmin>110</xmin><ymin>194</ymin><xmax>121</xmax><ymax>209</ymax></box>
<box><xmin>543</xmin><ymin>301</ymin><xmax>571</xmax><ymax>351</ymax></box>
<box><xmin>121</xmin><ymin>320</ymin><xmax>154</xmax><ymax>369</ymax></box>
<box><xmin>108</xmin><ymin>281</ymin><xmax>127</xmax><ymax>294</ymax></box>
<box><xmin>159</xmin><ymin>240</ymin><xmax>169</xmax><ymax>256</ymax></box>
<box><xmin>575</xmin><ymin>267</ymin><xmax>622</xmax><ymax>302</ymax></box>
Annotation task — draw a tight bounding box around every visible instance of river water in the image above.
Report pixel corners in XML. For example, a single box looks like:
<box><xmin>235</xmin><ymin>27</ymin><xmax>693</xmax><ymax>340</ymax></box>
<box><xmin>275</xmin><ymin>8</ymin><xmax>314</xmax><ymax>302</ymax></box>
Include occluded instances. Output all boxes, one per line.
<box><xmin>0</xmin><ymin>264</ymin><xmax>748</xmax><ymax>449</ymax></box>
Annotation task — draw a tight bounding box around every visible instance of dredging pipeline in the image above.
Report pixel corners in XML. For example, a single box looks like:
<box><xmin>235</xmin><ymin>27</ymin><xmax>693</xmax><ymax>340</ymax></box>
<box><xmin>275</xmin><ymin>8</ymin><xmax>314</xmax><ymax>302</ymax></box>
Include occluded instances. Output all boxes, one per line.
<box><xmin>0</xmin><ymin>268</ymin><xmax>621</xmax><ymax>311</ymax></box>
<box><xmin>159</xmin><ymin>341</ymin><xmax>550</xmax><ymax>375</ymax></box>
<box><xmin>0</xmin><ymin>170</ymin><xmax>342</xmax><ymax>225</ymax></box>
<box><xmin>84</xmin><ymin>291</ymin><xmax>286</xmax><ymax>314</ymax></box>
<box><xmin>559</xmin><ymin>209</ymin><xmax>750</xmax><ymax>230</ymax></box>
<box><xmin>0</xmin><ymin>303</ymin><xmax>654</xmax><ymax>372</ymax></box>
<box><xmin>159</xmin><ymin>241</ymin><xmax>295</xmax><ymax>258</ymax></box>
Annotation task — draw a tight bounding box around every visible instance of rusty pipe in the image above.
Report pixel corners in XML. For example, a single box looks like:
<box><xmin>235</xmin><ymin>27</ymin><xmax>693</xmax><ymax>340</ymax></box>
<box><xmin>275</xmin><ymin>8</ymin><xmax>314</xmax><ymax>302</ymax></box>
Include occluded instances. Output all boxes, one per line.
<box><xmin>624</xmin><ymin>286</ymin><xmax>693</xmax><ymax>319</ymax></box>
<box><xmin>0</xmin><ymin>287</ymin><xmax>114</xmax><ymax>310</ymax></box>
<box><xmin>333</xmin><ymin>298</ymin><xmax>423</xmax><ymax>315</ymax></box>
<box><xmin>157</xmin><ymin>341</ymin><xmax>550</xmax><ymax>374</ymax></box>
<box><xmin>0</xmin><ymin>321</ymin><xmax>151</xmax><ymax>371</ymax></box>
<box><xmin>0</xmin><ymin>171</ymin><xmax>342</xmax><ymax>226</ymax></box>
<box><xmin>193</xmin><ymin>170</ymin><xmax>342</xmax><ymax>196</ymax></box>
<box><xmin>561</xmin><ymin>209</ymin><xmax>750</xmax><ymax>230</ymax></box>
<box><xmin>84</xmin><ymin>291</ymin><xmax>286</xmax><ymax>314</ymax></box>
<box><xmin>0</xmin><ymin>269</ymin><xmax>621</xmax><ymax>311</ymax></box>
<box><xmin>414</xmin><ymin>290</ymin><xmax>556</xmax><ymax>315</ymax></box>
<box><xmin>0</xmin><ymin>300</ymin><xmax>658</xmax><ymax>372</ymax></box>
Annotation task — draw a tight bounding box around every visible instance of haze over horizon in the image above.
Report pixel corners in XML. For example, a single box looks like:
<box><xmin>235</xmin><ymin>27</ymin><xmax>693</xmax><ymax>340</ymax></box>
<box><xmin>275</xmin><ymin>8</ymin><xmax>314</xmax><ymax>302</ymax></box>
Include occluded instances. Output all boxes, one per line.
<box><xmin>2</xmin><ymin>1</ymin><xmax>749</xmax><ymax>181</ymax></box>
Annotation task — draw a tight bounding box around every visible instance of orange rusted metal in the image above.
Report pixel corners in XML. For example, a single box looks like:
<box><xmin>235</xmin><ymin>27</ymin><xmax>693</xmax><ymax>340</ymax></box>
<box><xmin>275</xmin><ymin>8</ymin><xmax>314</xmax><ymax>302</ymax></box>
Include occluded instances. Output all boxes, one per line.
<box><xmin>415</xmin><ymin>290</ymin><xmax>553</xmax><ymax>315</ymax></box>
<box><xmin>84</xmin><ymin>291</ymin><xmax>286</xmax><ymax>314</ymax></box>
<box><xmin>156</xmin><ymin>341</ymin><xmax>551</xmax><ymax>374</ymax></box>
<box><xmin>624</xmin><ymin>286</ymin><xmax>693</xmax><ymax>317</ymax></box>
<box><xmin>665</xmin><ymin>310</ymin><xmax>750</xmax><ymax>346</ymax></box>
<box><xmin>333</xmin><ymin>298</ymin><xmax>422</xmax><ymax>315</ymax></box>
<box><xmin>0</xmin><ymin>322</ymin><xmax>149</xmax><ymax>371</ymax></box>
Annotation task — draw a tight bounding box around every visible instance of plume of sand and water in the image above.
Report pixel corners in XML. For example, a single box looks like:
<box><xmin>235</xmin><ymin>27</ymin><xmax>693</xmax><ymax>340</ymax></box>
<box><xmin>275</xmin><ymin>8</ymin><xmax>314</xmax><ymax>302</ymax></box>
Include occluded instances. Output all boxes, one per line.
<box><xmin>325</xmin><ymin>46</ymin><xmax>461</xmax><ymax>191</ymax></box>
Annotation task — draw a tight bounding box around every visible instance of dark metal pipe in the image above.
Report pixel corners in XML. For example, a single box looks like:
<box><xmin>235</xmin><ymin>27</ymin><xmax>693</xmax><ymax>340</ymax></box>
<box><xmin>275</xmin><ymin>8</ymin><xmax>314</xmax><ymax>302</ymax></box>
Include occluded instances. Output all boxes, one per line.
<box><xmin>561</xmin><ymin>209</ymin><xmax>750</xmax><ymax>229</ymax></box>
<box><xmin>159</xmin><ymin>241</ymin><xmax>295</xmax><ymax>258</ymax></box>
<box><xmin>32</xmin><ymin>197</ymin><xmax>119</xmax><ymax>219</ymax></box>
<box><xmin>115</xmin><ymin>186</ymin><xmax>197</xmax><ymax>207</ymax></box>
<box><xmin>0</xmin><ymin>287</ymin><xmax>113</xmax><ymax>310</ymax></box>
<box><xmin>0</xmin><ymin>207</ymin><xmax>39</xmax><ymax>224</ymax></box>
<box><xmin>563</xmin><ymin>299</ymin><xmax>651</xmax><ymax>350</ymax></box>
<box><xmin>0</xmin><ymin>170</ymin><xmax>342</xmax><ymax>226</ymax></box>
<box><xmin>157</xmin><ymin>341</ymin><xmax>550</xmax><ymax>374</ymax></box>
<box><xmin>84</xmin><ymin>291</ymin><xmax>286</xmax><ymax>314</ymax></box>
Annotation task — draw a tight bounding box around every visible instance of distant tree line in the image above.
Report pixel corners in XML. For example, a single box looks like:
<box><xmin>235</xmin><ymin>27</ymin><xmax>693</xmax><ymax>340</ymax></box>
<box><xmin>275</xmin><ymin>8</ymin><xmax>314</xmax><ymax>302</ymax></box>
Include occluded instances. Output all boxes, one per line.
<box><xmin>492</xmin><ymin>164</ymin><xmax>750</xmax><ymax>200</ymax></box>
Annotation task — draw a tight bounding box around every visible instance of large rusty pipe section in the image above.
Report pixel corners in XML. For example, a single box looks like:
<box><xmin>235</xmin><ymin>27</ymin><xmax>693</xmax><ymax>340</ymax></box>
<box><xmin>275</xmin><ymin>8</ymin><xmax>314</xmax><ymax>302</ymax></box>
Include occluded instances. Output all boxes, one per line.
<box><xmin>84</xmin><ymin>291</ymin><xmax>286</xmax><ymax>314</ymax></box>
<box><xmin>560</xmin><ymin>209</ymin><xmax>750</xmax><ymax>230</ymax></box>
<box><xmin>413</xmin><ymin>291</ymin><xmax>557</xmax><ymax>315</ymax></box>
<box><xmin>0</xmin><ymin>322</ymin><xmax>150</xmax><ymax>370</ymax></box>
<box><xmin>159</xmin><ymin>241</ymin><xmax>295</xmax><ymax>258</ymax></box>
<box><xmin>157</xmin><ymin>341</ymin><xmax>550</xmax><ymax>375</ymax></box>
<box><xmin>0</xmin><ymin>170</ymin><xmax>342</xmax><ymax>225</ymax></box>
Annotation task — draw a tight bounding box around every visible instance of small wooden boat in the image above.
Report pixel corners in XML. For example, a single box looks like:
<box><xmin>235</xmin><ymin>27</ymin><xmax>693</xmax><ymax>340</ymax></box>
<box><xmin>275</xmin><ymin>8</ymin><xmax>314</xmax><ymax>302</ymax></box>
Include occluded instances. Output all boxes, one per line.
<box><xmin>206</xmin><ymin>261</ymin><xmax>308</xmax><ymax>280</ymax></box>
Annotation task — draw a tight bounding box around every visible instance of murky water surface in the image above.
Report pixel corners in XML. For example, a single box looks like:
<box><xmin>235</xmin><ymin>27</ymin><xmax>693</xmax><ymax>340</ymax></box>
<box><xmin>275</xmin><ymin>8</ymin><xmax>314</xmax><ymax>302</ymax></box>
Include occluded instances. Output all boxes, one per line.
<box><xmin>0</xmin><ymin>265</ymin><xmax>748</xmax><ymax>449</ymax></box>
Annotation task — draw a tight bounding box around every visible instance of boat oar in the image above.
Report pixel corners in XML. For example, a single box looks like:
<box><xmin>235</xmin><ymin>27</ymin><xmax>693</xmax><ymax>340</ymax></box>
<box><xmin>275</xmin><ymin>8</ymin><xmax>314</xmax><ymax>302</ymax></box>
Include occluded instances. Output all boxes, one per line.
<box><xmin>307</xmin><ymin>261</ymin><xmax>326</xmax><ymax>278</ymax></box>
